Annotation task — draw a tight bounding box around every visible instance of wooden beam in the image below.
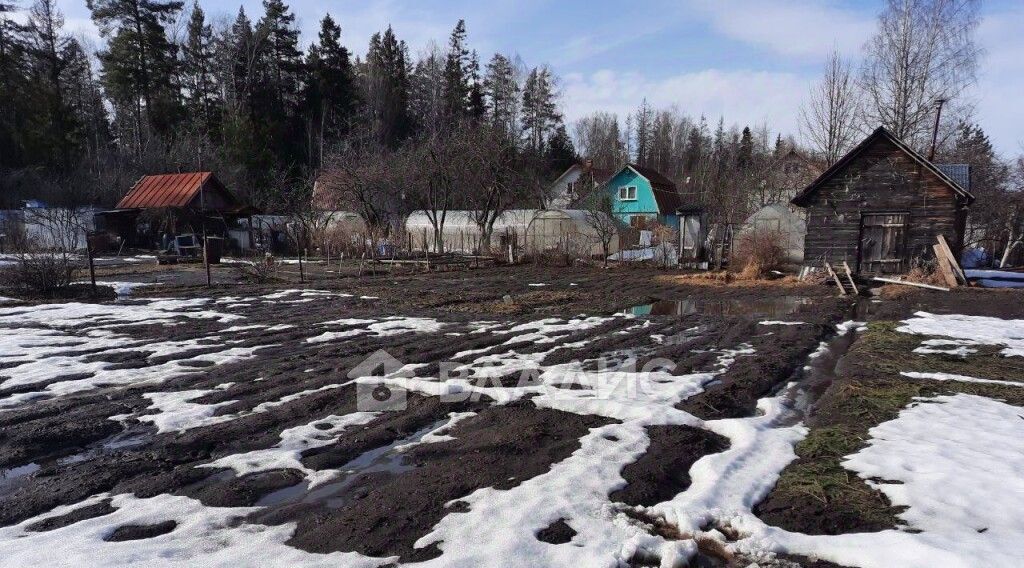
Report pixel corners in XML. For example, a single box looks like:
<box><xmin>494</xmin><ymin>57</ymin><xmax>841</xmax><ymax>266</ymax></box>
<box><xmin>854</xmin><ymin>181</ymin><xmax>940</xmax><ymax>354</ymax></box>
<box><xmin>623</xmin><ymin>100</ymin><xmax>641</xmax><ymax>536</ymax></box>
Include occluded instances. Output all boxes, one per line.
<box><xmin>932</xmin><ymin>244</ymin><xmax>960</xmax><ymax>288</ymax></box>
<box><xmin>873</xmin><ymin>277</ymin><xmax>950</xmax><ymax>291</ymax></box>
<box><xmin>936</xmin><ymin>234</ymin><xmax>967</xmax><ymax>285</ymax></box>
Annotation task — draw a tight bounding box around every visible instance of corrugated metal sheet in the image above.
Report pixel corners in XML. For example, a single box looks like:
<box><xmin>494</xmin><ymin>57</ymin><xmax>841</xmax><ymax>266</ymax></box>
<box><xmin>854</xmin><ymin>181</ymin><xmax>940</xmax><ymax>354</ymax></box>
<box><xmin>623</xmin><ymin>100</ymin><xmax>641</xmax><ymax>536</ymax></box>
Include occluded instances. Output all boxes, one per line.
<box><xmin>935</xmin><ymin>164</ymin><xmax>971</xmax><ymax>192</ymax></box>
<box><xmin>116</xmin><ymin>172</ymin><xmax>213</xmax><ymax>209</ymax></box>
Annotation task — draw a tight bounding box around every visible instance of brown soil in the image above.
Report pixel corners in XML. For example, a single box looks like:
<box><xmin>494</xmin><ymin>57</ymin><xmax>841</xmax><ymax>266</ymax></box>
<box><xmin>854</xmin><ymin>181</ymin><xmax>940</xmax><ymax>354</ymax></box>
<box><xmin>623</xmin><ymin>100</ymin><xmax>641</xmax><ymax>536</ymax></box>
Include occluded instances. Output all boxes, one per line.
<box><xmin>4</xmin><ymin>264</ymin><xmax>1020</xmax><ymax>567</ymax></box>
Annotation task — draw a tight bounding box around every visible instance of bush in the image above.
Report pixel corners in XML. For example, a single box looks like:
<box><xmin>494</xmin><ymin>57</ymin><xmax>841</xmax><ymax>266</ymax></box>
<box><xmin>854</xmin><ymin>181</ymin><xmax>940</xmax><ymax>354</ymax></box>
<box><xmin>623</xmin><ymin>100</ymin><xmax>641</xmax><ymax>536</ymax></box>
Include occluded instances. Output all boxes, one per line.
<box><xmin>732</xmin><ymin>229</ymin><xmax>787</xmax><ymax>279</ymax></box>
<box><xmin>0</xmin><ymin>250</ymin><xmax>77</xmax><ymax>295</ymax></box>
<box><xmin>233</xmin><ymin>254</ymin><xmax>280</xmax><ymax>283</ymax></box>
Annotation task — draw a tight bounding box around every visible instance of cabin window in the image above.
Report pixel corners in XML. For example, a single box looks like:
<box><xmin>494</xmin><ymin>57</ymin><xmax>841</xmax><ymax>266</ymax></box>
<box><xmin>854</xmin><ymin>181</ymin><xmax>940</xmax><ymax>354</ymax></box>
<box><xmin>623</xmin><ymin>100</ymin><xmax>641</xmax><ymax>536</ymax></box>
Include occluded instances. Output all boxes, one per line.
<box><xmin>618</xmin><ymin>186</ymin><xmax>637</xmax><ymax>201</ymax></box>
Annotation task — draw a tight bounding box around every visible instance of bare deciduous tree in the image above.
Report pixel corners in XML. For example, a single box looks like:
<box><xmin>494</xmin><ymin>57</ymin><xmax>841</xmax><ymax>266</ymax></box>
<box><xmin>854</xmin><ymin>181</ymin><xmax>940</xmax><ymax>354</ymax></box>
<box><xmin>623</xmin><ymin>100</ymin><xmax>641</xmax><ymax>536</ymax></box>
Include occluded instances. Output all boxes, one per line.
<box><xmin>800</xmin><ymin>50</ymin><xmax>860</xmax><ymax>166</ymax></box>
<box><xmin>581</xmin><ymin>191</ymin><xmax>621</xmax><ymax>268</ymax></box>
<box><xmin>859</xmin><ymin>0</ymin><xmax>982</xmax><ymax>149</ymax></box>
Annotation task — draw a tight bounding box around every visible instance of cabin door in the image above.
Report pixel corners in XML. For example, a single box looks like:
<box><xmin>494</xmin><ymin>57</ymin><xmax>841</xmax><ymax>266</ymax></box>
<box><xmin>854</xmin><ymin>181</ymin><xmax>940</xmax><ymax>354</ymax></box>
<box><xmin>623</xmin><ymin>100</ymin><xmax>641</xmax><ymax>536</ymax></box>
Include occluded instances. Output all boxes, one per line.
<box><xmin>858</xmin><ymin>213</ymin><xmax>908</xmax><ymax>274</ymax></box>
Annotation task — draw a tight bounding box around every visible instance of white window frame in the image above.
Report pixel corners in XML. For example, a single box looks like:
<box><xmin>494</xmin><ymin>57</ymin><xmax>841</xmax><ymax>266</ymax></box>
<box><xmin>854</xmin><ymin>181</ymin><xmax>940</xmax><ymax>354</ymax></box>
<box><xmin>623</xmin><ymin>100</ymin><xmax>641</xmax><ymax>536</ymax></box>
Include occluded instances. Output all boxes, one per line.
<box><xmin>618</xmin><ymin>185</ymin><xmax>637</xmax><ymax>201</ymax></box>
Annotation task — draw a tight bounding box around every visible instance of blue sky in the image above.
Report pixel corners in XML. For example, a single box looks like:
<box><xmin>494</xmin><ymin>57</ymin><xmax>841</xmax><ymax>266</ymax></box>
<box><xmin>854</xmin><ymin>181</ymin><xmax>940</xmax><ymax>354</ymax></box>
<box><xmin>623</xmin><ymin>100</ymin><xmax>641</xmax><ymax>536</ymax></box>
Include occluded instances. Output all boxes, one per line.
<box><xmin>45</xmin><ymin>0</ymin><xmax>1024</xmax><ymax>155</ymax></box>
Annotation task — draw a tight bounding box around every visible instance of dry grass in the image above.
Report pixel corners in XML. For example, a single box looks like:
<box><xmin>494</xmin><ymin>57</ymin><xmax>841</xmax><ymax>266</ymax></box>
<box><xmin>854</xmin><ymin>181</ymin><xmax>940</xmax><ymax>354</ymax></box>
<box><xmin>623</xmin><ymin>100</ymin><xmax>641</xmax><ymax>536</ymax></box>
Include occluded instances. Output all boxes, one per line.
<box><xmin>654</xmin><ymin>272</ymin><xmax>810</xmax><ymax>289</ymax></box>
<box><xmin>732</xmin><ymin>229</ymin><xmax>787</xmax><ymax>279</ymax></box>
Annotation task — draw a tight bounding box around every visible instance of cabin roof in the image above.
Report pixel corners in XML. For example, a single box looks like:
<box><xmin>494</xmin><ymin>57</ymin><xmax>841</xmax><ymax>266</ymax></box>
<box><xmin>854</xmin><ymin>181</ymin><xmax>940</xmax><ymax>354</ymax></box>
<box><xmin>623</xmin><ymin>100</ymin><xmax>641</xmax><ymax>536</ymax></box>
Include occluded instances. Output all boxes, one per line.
<box><xmin>791</xmin><ymin>127</ymin><xmax>975</xmax><ymax>207</ymax></box>
<box><xmin>116</xmin><ymin>172</ymin><xmax>238</xmax><ymax>210</ymax></box>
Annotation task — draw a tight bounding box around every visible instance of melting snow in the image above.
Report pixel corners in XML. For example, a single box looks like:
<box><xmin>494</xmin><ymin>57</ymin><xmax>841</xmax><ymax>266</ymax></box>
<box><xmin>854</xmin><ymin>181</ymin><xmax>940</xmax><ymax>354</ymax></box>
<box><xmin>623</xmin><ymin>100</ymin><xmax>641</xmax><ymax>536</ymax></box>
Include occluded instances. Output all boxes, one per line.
<box><xmin>898</xmin><ymin>312</ymin><xmax>1024</xmax><ymax>357</ymax></box>
<box><xmin>0</xmin><ymin>492</ymin><xmax>392</xmax><ymax>567</ymax></box>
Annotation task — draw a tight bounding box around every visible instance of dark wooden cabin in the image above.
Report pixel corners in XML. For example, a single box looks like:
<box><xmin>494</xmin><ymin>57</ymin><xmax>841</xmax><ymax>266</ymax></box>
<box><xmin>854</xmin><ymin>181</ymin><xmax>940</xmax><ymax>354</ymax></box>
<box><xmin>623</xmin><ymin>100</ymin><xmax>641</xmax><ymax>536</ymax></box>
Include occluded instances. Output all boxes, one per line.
<box><xmin>791</xmin><ymin>127</ymin><xmax>974</xmax><ymax>275</ymax></box>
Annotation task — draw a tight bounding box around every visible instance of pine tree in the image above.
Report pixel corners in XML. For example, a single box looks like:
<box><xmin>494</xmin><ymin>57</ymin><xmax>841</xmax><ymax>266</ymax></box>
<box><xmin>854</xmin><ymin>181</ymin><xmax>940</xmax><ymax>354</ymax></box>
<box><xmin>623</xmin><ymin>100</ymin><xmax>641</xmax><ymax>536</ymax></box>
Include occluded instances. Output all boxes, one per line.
<box><xmin>408</xmin><ymin>44</ymin><xmax>445</xmax><ymax>134</ymax></box>
<box><xmin>521</xmin><ymin>65</ymin><xmax>559</xmax><ymax>155</ymax></box>
<box><xmin>0</xmin><ymin>1</ymin><xmax>29</xmax><ymax>167</ymax></box>
<box><xmin>484</xmin><ymin>53</ymin><xmax>519</xmax><ymax>140</ymax></box>
<box><xmin>88</xmin><ymin>0</ymin><xmax>183</xmax><ymax>141</ymax></box>
<box><xmin>441</xmin><ymin>19</ymin><xmax>469</xmax><ymax>120</ymax></box>
<box><xmin>737</xmin><ymin>126</ymin><xmax>753</xmax><ymax>170</ymax></box>
<box><xmin>25</xmin><ymin>0</ymin><xmax>76</xmax><ymax>168</ymax></box>
<box><xmin>182</xmin><ymin>3</ymin><xmax>221</xmax><ymax>141</ymax></box>
<box><xmin>365</xmin><ymin>26</ymin><xmax>410</xmax><ymax>147</ymax></box>
<box><xmin>466</xmin><ymin>50</ymin><xmax>485</xmax><ymax>121</ymax></box>
<box><xmin>545</xmin><ymin>124</ymin><xmax>576</xmax><ymax>172</ymax></box>
<box><xmin>303</xmin><ymin>14</ymin><xmax>356</xmax><ymax>166</ymax></box>
<box><xmin>255</xmin><ymin>0</ymin><xmax>302</xmax><ymax>111</ymax></box>
<box><xmin>633</xmin><ymin>99</ymin><xmax>653</xmax><ymax>166</ymax></box>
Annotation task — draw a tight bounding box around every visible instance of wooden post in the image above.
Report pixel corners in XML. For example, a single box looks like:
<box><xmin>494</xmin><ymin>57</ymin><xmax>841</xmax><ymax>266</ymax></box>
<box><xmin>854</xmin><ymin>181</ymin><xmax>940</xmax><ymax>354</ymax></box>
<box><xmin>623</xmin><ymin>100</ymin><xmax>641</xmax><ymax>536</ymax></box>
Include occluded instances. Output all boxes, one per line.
<box><xmin>203</xmin><ymin>230</ymin><xmax>211</xmax><ymax>288</ymax></box>
<box><xmin>86</xmin><ymin>234</ymin><xmax>97</xmax><ymax>294</ymax></box>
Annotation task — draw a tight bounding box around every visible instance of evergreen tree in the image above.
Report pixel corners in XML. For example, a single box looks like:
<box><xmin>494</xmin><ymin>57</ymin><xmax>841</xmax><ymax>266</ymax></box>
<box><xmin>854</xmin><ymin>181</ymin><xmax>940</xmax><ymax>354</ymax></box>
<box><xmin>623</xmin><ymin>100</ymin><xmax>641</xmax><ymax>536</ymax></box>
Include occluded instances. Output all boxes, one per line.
<box><xmin>737</xmin><ymin>126</ymin><xmax>753</xmax><ymax>170</ymax></box>
<box><xmin>255</xmin><ymin>0</ymin><xmax>301</xmax><ymax>111</ymax></box>
<box><xmin>25</xmin><ymin>0</ymin><xmax>76</xmax><ymax>168</ymax></box>
<box><xmin>182</xmin><ymin>3</ymin><xmax>221</xmax><ymax>141</ymax></box>
<box><xmin>544</xmin><ymin>124</ymin><xmax>576</xmax><ymax>172</ymax></box>
<box><xmin>88</xmin><ymin>0</ymin><xmax>183</xmax><ymax>141</ymax></box>
<box><xmin>484</xmin><ymin>53</ymin><xmax>518</xmax><ymax>140</ymax></box>
<box><xmin>521</xmin><ymin>65</ymin><xmax>559</xmax><ymax>155</ymax></box>
<box><xmin>0</xmin><ymin>1</ymin><xmax>29</xmax><ymax>167</ymax></box>
<box><xmin>304</xmin><ymin>14</ymin><xmax>355</xmax><ymax>165</ymax></box>
<box><xmin>408</xmin><ymin>43</ymin><xmax>445</xmax><ymax>133</ymax></box>
<box><xmin>466</xmin><ymin>50</ymin><xmax>485</xmax><ymax>121</ymax></box>
<box><xmin>633</xmin><ymin>99</ymin><xmax>652</xmax><ymax>166</ymax></box>
<box><xmin>364</xmin><ymin>26</ymin><xmax>410</xmax><ymax>147</ymax></box>
<box><xmin>441</xmin><ymin>19</ymin><xmax>469</xmax><ymax>120</ymax></box>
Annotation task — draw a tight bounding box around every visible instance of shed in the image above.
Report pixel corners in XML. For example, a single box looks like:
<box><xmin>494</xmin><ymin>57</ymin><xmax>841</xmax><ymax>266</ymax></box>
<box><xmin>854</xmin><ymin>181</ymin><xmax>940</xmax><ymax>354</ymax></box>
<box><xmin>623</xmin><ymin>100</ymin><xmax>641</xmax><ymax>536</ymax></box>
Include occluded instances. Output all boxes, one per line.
<box><xmin>525</xmin><ymin>209</ymin><xmax>620</xmax><ymax>257</ymax></box>
<box><xmin>98</xmin><ymin>172</ymin><xmax>247</xmax><ymax>249</ymax></box>
<box><xmin>791</xmin><ymin>127</ymin><xmax>974</xmax><ymax>274</ymax></box>
<box><xmin>739</xmin><ymin>203</ymin><xmax>806</xmax><ymax>265</ymax></box>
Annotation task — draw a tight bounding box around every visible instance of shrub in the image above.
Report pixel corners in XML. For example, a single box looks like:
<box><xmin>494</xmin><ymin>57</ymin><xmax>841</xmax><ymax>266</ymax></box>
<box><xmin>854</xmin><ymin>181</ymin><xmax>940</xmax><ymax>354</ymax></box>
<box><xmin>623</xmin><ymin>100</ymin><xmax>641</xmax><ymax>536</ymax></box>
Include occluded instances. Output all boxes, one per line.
<box><xmin>233</xmin><ymin>254</ymin><xmax>280</xmax><ymax>283</ymax></box>
<box><xmin>732</xmin><ymin>229</ymin><xmax>787</xmax><ymax>279</ymax></box>
<box><xmin>0</xmin><ymin>250</ymin><xmax>77</xmax><ymax>295</ymax></box>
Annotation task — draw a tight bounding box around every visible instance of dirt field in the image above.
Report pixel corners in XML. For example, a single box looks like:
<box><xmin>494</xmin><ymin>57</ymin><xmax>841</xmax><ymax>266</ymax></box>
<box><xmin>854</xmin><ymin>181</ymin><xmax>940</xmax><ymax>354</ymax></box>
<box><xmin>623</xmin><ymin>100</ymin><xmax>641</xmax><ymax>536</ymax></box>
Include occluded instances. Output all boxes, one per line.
<box><xmin>1</xmin><ymin>265</ymin><xmax>1023</xmax><ymax>567</ymax></box>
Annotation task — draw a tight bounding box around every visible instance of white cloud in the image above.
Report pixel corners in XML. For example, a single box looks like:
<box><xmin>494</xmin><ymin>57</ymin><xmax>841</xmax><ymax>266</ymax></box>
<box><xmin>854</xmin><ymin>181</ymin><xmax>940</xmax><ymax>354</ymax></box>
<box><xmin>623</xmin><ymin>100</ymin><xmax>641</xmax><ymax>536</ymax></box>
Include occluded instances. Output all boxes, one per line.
<box><xmin>972</xmin><ymin>4</ymin><xmax>1024</xmax><ymax>156</ymax></box>
<box><xmin>686</xmin><ymin>0</ymin><xmax>875</xmax><ymax>60</ymax></box>
<box><xmin>561</xmin><ymin>67</ymin><xmax>811</xmax><ymax>136</ymax></box>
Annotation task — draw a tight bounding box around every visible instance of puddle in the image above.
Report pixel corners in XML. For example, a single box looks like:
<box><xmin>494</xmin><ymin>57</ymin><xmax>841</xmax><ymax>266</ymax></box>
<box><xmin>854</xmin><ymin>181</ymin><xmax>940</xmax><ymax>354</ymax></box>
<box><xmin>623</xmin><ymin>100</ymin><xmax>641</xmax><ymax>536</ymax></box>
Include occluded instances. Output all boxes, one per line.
<box><xmin>0</xmin><ymin>462</ymin><xmax>40</xmax><ymax>495</ymax></box>
<box><xmin>56</xmin><ymin>425</ymin><xmax>153</xmax><ymax>466</ymax></box>
<box><xmin>255</xmin><ymin>420</ymin><xmax>448</xmax><ymax>509</ymax></box>
<box><xmin>777</xmin><ymin>303</ymin><xmax>869</xmax><ymax>425</ymax></box>
<box><xmin>625</xmin><ymin>296</ymin><xmax>812</xmax><ymax>318</ymax></box>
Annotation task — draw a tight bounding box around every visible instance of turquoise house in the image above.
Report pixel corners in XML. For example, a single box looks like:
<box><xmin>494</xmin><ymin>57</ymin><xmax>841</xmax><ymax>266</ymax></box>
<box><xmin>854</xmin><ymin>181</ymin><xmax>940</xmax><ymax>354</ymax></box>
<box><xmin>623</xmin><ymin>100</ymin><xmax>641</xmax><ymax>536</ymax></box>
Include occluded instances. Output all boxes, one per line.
<box><xmin>602</xmin><ymin>164</ymin><xmax>682</xmax><ymax>230</ymax></box>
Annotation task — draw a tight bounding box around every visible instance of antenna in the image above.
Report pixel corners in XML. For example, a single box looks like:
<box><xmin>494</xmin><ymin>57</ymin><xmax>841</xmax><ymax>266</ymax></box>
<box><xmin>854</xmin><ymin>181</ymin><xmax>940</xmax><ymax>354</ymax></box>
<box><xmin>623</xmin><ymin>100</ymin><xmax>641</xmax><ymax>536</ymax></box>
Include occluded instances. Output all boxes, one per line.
<box><xmin>928</xmin><ymin>97</ymin><xmax>948</xmax><ymax>162</ymax></box>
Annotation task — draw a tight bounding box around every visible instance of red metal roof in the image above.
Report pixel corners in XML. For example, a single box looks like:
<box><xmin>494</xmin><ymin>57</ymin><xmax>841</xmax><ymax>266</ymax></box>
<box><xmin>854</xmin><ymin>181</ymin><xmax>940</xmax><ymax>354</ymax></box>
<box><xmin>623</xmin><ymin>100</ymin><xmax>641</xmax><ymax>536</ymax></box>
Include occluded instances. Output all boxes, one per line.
<box><xmin>116</xmin><ymin>172</ymin><xmax>223</xmax><ymax>209</ymax></box>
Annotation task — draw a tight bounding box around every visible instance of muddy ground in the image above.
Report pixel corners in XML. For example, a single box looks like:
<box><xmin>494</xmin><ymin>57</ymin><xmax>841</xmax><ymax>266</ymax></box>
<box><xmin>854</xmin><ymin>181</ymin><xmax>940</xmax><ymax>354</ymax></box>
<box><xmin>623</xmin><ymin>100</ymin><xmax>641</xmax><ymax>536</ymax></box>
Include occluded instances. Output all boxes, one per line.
<box><xmin>2</xmin><ymin>264</ymin><xmax>1023</xmax><ymax>567</ymax></box>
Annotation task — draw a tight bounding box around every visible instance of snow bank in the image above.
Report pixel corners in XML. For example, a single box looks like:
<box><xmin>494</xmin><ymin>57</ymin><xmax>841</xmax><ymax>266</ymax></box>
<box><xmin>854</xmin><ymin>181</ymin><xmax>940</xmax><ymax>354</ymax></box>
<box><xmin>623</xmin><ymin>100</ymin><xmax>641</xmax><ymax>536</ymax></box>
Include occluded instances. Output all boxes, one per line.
<box><xmin>0</xmin><ymin>492</ymin><xmax>392</xmax><ymax>567</ymax></box>
<box><xmin>760</xmin><ymin>394</ymin><xmax>1024</xmax><ymax>568</ymax></box>
<box><xmin>897</xmin><ymin>312</ymin><xmax>1024</xmax><ymax>357</ymax></box>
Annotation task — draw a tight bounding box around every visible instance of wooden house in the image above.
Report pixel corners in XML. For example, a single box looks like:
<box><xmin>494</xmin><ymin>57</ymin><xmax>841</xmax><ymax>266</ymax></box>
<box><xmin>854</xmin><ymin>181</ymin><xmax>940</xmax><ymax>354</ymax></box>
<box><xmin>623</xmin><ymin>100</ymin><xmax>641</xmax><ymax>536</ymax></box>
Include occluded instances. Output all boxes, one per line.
<box><xmin>791</xmin><ymin>127</ymin><xmax>974</xmax><ymax>274</ymax></box>
<box><xmin>601</xmin><ymin>164</ymin><xmax>683</xmax><ymax>230</ymax></box>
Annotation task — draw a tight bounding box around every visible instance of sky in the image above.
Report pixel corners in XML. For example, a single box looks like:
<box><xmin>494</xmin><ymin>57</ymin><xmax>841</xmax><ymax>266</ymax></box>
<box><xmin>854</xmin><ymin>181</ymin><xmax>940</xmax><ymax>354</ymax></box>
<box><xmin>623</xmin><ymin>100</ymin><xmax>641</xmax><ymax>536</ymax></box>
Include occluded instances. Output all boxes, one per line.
<box><xmin>42</xmin><ymin>0</ymin><xmax>1024</xmax><ymax>156</ymax></box>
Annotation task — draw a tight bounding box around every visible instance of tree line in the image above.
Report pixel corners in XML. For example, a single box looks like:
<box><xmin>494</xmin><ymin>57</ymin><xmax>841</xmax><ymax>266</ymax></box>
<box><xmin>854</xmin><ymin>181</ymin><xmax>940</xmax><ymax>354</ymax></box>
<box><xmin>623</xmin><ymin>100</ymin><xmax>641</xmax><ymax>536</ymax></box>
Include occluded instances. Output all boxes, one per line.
<box><xmin>0</xmin><ymin>1</ymin><xmax>574</xmax><ymax>210</ymax></box>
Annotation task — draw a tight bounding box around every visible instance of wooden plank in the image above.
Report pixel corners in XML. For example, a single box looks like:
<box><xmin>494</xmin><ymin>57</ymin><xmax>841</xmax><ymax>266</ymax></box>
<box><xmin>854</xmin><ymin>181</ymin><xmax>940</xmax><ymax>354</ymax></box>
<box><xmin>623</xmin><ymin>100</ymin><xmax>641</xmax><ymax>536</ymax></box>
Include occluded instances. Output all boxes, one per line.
<box><xmin>932</xmin><ymin>244</ymin><xmax>960</xmax><ymax>288</ymax></box>
<box><xmin>935</xmin><ymin>234</ymin><xmax>967</xmax><ymax>285</ymax></box>
<box><xmin>872</xmin><ymin>277</ymin><xmax>950</xmax><ymax>292</ymax></box>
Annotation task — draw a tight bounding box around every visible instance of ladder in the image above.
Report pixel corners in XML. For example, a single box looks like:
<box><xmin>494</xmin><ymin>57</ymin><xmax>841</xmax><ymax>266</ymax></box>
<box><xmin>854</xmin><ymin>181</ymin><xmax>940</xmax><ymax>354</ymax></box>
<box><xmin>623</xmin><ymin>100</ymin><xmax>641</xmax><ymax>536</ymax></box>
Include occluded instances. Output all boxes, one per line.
<box><xmin>824</xmin><ymin>261</ymin><xmax>859</xmax><ymax>296</ymax></box>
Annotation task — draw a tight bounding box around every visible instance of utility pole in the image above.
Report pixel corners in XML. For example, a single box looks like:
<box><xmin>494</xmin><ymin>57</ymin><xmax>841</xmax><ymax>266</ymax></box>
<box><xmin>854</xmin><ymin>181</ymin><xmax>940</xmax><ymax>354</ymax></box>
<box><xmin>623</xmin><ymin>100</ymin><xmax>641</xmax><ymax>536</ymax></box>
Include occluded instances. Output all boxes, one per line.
<box><xmin>928</xmin><ymin>97</ymin><xmax>948</xmax><ymax>162</ymax></box>
<box><xmin>201</xmin><ymin>180</ymin><xmax>211</xmax><ymax>287</ymax></box>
